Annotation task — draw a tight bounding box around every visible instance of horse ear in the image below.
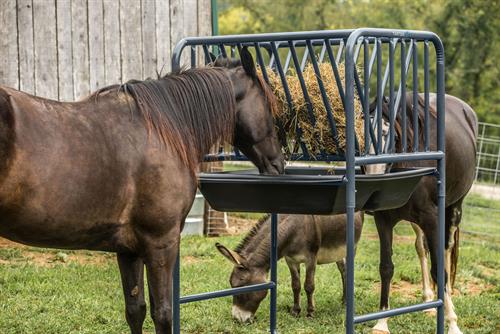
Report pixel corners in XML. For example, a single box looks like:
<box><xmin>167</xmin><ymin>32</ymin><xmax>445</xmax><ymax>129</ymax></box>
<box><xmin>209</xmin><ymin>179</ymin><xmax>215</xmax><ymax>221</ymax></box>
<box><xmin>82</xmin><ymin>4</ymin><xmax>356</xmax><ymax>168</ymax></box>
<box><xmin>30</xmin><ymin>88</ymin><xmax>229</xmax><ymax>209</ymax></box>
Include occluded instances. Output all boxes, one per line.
<box><xmin>216</xmin><ymin>242</ymin><xmax>244</xmax><ymax>266</ymax></box>
<box><xmin>240</xmin><ymin>47</ymin><xmax>256</xmax><ymax>78</ymax></box>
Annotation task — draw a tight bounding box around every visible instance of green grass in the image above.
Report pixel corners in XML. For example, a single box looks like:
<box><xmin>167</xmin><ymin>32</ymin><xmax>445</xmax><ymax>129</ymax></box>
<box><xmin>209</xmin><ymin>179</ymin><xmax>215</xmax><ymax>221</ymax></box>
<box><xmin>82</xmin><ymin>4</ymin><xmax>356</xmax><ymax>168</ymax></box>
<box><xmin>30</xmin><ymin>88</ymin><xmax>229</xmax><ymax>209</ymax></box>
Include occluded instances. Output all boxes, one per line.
<box><xmin>0</xmin><ymin>195</ymin><xmax>499</xmax><ymax>333</ymax></box>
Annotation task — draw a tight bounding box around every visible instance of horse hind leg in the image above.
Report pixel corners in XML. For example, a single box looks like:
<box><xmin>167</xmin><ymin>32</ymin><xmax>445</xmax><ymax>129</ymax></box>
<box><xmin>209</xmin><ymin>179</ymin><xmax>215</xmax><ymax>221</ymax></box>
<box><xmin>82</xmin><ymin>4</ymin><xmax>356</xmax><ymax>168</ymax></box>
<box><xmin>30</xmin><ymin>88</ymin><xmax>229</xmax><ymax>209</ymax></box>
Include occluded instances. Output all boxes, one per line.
<box><xmin>411</xmin><ymin>223</ymin><xmax>436</xmax><ymax>315</ymax></box>
<box><xmin>444</xmin><ymin>202</ymin><xmax>464</xmax><ymax>334</ymax></box>
<box><xmin>117</xmin><ymin>253</ymin><xmax>147</xmax><ymax>334</ymax></box>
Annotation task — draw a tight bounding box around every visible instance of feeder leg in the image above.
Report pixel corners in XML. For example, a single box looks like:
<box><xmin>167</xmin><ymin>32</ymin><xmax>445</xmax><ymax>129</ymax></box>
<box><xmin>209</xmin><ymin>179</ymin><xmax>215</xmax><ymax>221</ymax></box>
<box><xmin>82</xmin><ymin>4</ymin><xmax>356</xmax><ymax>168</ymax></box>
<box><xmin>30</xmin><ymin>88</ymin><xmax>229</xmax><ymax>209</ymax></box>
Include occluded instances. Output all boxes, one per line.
<box><xmin>173</xmin><ymin>250</ymin><xmax>181</xmax><ymax>334</ymax></box>
<box><xmin>270</xmin><ymin>213</ymin><xmax>278</xmax><ymax>334</ymax></box>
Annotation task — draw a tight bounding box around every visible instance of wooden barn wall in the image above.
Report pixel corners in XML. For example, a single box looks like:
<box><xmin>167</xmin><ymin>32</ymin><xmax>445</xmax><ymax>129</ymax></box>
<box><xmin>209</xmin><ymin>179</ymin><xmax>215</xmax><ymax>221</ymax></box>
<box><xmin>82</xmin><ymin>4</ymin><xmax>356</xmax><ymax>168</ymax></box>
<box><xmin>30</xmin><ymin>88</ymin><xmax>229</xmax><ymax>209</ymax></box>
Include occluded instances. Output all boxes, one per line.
<box><xmin>0</xmin><ymin>0</ymin><xmax>212</xmax><ymax>101</ymax></box>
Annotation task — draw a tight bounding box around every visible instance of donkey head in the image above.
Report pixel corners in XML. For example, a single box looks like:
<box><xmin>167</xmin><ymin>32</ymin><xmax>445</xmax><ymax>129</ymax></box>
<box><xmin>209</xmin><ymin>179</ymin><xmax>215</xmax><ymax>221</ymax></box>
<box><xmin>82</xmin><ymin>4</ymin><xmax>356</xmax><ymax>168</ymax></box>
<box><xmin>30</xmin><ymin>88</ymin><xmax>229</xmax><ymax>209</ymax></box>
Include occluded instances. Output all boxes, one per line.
<box><xmin>216</xmin><ymin>242</ymin><xmax>268</xmax><ymax>323</ymax></box>
<box><xmin>212</xmin><ymin>48</ymin><xmax>284</xmax><ymax>175</ymax></box>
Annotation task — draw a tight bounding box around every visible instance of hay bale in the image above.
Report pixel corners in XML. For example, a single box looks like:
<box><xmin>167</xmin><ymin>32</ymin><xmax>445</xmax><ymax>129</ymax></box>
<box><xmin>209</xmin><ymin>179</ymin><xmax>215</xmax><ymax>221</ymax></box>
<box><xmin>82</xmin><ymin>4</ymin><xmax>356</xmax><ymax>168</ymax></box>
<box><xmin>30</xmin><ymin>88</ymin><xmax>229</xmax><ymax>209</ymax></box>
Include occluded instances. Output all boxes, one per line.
<box><xmin>260</xmin><ymin>63</ymin><xmax>364</xmax><ymax>156</ymax></box>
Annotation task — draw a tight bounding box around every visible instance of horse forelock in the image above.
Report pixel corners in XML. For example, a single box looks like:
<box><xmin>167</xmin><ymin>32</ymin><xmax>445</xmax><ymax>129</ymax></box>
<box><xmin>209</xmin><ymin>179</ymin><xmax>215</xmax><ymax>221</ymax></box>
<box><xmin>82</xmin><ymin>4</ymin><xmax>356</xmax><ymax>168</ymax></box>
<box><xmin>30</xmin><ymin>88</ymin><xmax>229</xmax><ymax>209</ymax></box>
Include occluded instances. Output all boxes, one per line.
<box><xmin>115</xmin><ymin>68</ymin><xmax>237</xmax><ymax>174</ymax></box>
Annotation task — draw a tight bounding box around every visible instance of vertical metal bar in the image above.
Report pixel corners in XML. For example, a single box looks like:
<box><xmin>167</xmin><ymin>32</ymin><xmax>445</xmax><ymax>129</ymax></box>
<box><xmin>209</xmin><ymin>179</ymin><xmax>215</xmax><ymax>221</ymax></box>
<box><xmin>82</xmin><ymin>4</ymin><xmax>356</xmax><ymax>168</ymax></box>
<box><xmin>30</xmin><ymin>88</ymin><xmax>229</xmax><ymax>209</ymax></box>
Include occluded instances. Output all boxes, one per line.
<box><xmin>306</xmin><ymin>39</ymin><xmax>341</xmax><ymax>152</ymax></box>
<box><xmin>269</xmin><ymin>213</ymin><xmax>278</xmax><ymax>334</ymax></box>
<box><xmin>345</xmin><ymin>34</ymin><xmax>357</xmax><ymax>334</ymax></box>
<box><xmin>388</xmin><ymin>39</ymin><xmax>395</xmax><ymax>153</ymax></box>
<box><xmin>319</xmin><ymin>42</ymin><xmax>327</xmax><ymax>62</ymax></box>
<box><xmin>435</xmin><ymin>37</ymin><xmax>446</xmax><ymax>334</ymax></box>
<box><xmin>424</xmin><ymin>40</ymin><xmax>430</xmax><ymax>151</ymax></box>
<box><xmin>412</xmin><ymin>40</ymin><xmax>419</xmax><ymax>152</ymax></box>
<box><xmin>368</xmin><ymin>41</ymin><xmax>378</xmax><ymax>80</ymax></box>
<box><xmin>325</xmin><ymin>39</ymin><xmax>346</xmax><ymax>106</ymax></box>
<box><xmin>376</xmin><ymin>38</ymin><xmax>383</xmax><ymax>154</ymax></box>
<box><xmin>230</xmin><ymin>45</ymin><xmax>235</xmax><ymax>58</ymax></box>
<box><xmin>494</xmin><ymin>145</ymin><xmax>500</xmax><ymax>184</ymax></box>
<box><xmin>274</xmin><ymin>41</ymin><xmax>310</xmax><ymax>157</ymax></box>
<box><xmin>336</xmin><ymin>40</ymin><xmax>344</xmax><ymax>64</ymax></box>
<box><xmin>284</xmin><ymin>48</ymin><xmax>293</xmax><ymax>73</ymax></box>
<box><xmin>364</xmin><ymin>39</ymin><xmax>370</xmax><ymax>155</ymax></box>
<box><xmin>190</xmin><ymin>46</ymin><xmax>196</xmax><ymax>68</ymax></box>
<box><xmin>254</xmin><ymin>42</ymin><xmax>269</xmax><ymax>82</ymax></box>
<box><xmin>400</xmin><ymin>40</ymin><xmax>407</xmax><ymax>152</ymax></box>
<box><xmin>202</xmin><ymin>45</ymin><xmax>211</xmax><ymax>64</ymax></box>
<box><xmin>173</xmin><ymin>250</ymin><xmax>181</xmax><ymax>334</ymax></box>
<box><xmin>300</xmin><ymin>46</ymin><xmax>309</xmax><ymax>71</ymax></box>
<box><xmin>218</xmin><ymin>43</ymin><xmax>227</xmax><ymax>58</ymax></box>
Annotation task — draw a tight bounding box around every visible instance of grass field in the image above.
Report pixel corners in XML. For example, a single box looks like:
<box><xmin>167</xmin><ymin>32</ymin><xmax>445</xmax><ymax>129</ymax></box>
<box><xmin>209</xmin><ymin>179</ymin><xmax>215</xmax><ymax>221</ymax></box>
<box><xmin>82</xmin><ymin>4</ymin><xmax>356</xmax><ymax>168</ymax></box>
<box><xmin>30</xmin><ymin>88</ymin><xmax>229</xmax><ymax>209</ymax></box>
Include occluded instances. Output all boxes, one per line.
<box><xmin>0</xmin><ymin>194</ymin><xmax>498</xmax><ymax>333</ymax></box>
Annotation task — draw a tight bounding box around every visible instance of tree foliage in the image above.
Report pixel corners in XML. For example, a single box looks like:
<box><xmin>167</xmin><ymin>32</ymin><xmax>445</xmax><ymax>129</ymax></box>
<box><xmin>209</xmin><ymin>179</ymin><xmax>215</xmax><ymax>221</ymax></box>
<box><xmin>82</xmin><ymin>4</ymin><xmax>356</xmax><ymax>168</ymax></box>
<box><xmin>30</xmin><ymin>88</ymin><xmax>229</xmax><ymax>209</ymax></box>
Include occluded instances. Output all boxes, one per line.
<box><xmin>219</xmin><ymin>0</ymin><xmax>499</xmax><ymax>123</ymax></box>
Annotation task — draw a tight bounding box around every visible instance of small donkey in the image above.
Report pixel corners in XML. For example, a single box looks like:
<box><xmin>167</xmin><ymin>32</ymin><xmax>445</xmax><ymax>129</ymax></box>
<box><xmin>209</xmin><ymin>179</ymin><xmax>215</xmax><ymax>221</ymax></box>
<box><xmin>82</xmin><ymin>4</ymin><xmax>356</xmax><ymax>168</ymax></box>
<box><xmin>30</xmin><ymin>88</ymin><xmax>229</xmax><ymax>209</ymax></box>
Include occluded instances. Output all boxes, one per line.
<box><xmin>216</xmin><ymin>212</ymin><xmax>364</xmax><ymax>322</ymax></box>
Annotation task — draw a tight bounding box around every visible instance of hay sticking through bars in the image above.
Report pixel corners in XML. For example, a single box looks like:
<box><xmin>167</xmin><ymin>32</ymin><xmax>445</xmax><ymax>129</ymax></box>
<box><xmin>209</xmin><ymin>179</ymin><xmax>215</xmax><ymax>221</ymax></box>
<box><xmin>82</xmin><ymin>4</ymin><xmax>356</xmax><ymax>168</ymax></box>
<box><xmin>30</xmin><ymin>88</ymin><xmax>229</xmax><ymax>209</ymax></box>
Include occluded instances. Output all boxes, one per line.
<box><xmin>259</xmin><ymin>63</ymin><xmax>365</xmax><ymax>156</ymax></box>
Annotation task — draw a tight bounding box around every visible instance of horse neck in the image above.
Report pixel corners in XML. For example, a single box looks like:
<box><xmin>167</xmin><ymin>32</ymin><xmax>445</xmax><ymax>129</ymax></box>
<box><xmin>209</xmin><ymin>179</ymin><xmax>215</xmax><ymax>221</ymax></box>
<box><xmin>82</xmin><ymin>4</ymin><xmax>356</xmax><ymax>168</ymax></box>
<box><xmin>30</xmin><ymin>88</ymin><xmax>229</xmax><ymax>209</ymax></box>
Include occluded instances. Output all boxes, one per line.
<box><xmin>239</xmin><ymin>216</ymin><xmax>290</xmax><ymax>271</ymax></box>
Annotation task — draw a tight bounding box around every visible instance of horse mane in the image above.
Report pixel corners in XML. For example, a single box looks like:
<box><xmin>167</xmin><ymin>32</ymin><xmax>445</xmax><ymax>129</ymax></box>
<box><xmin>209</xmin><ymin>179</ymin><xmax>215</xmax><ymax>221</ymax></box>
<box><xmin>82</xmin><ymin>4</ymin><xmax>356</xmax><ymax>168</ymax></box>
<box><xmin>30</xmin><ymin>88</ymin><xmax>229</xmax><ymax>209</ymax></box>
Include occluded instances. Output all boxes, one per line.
<box><xmin>234</xmin><ymin>214</ymin><xmax>271</xmax><ymax>254</ymax></box>
<box><xmin>93</xmin><ymin>67</ymin><xmax>237</xmax><ymax>174</ymax></box>
<box><xmin>394</xmin><ymin>93</ymin><xmax>437</xmax><ymax>152</ymax></box>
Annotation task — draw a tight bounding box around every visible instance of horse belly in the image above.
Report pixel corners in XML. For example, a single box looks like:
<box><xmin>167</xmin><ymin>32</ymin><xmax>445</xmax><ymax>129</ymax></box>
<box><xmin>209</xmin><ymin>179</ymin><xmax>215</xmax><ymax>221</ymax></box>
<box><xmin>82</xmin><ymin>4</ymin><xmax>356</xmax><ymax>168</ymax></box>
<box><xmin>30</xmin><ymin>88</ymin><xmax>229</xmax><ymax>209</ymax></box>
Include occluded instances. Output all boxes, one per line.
<box><xmin>316</xmin><ymin>245</ymin><xmax>346</xmax><ymax>265</ymax></box>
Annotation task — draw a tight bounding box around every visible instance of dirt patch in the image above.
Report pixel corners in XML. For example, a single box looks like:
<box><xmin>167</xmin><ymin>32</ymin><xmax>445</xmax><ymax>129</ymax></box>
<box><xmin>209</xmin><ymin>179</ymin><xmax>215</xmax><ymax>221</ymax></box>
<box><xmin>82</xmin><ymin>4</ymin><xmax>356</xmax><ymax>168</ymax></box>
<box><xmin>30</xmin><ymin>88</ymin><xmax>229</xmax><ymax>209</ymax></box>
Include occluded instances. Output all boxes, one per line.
<box><xmin>227</xmin><ymin>217</ymin><xmax>255</xmax><ymax>235</ymax></box>
<box><xmin>0</xmin><ymin>237</ymin><xmax>113</xmax><ymax>267</ymax></box>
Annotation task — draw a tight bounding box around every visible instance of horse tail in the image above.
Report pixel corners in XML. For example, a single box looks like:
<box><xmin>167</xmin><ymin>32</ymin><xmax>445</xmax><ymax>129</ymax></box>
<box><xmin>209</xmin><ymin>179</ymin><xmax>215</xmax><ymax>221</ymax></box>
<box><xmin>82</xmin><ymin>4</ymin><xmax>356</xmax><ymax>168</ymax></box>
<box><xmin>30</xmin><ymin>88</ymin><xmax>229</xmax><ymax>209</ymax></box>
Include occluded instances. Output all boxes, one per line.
<box><xmin>450</xmin><ymin>226</ymin><xmax>460</xmax><ymax>289</ymax></box>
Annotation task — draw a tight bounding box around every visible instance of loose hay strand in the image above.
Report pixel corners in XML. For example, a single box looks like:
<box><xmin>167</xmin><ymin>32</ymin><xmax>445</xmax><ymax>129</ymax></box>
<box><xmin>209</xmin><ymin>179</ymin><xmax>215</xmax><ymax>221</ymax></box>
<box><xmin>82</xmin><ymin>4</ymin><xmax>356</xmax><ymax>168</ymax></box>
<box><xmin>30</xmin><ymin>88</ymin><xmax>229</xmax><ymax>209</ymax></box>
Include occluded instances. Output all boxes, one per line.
<box><xmin>259</xmin><ymin>62</ymin><xmax>365</xmax><ymax>156</ymax></box>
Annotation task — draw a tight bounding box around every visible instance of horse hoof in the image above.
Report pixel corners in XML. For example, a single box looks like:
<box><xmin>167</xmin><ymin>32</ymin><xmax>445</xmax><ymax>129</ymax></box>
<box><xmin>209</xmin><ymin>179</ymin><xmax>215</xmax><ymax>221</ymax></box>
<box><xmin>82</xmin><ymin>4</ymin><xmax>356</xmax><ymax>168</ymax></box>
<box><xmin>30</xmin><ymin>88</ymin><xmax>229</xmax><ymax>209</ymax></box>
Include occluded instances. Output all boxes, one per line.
<box><xmin>372</xmin><ymin>320</ymin><xmax>390</xmax><ymax>334</ymax></box>
<box><xmin>447</xmin><ymin>324</ymin><xmax>463</xmax><ymax>334</ymax></box>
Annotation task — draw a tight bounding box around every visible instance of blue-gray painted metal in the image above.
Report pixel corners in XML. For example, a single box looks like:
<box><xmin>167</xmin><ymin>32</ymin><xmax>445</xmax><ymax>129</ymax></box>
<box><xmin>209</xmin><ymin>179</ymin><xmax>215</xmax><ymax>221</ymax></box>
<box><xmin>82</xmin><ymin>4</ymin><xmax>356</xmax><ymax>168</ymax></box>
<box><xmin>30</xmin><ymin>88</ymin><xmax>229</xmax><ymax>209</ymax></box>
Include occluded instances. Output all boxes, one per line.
<box><xmin>180</xmin><ymin>282</ymin><xmax>275</xmax><ymax>304</ymax></box>
<box><xmin>270</xmin><ymin>213</ymin><xmax>278</xmax><ymax>334</ymax></box>
<box><xmin>354</xmin><ymin>300</ymin><xmax>443</xmax><ymax>323</ymax></box>
<box><xmin>171</xmin><ymin>27</ymin><xmax>446</xmax><ymax>334</ymax></box>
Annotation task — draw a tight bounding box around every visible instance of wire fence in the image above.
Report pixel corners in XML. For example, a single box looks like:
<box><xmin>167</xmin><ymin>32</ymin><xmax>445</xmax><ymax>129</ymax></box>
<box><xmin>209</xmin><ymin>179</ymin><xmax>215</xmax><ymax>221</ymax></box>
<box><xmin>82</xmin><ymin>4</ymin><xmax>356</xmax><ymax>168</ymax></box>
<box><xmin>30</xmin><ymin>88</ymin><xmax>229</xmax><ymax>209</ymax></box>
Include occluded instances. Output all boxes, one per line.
<box><xmin>475</xmin><ymin>122</ymin><xmax>500</xmax><ymax>185</ymax></box>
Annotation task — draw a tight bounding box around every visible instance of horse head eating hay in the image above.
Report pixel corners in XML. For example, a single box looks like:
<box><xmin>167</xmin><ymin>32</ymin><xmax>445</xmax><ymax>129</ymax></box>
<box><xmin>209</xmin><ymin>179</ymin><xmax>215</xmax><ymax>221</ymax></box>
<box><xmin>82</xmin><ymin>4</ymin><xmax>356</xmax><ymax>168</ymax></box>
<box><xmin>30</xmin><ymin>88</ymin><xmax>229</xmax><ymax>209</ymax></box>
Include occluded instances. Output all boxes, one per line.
<box><xmin>0</xmin><ymin>47</ymin><xmax>284</xmax><ymax>334</ymax></box>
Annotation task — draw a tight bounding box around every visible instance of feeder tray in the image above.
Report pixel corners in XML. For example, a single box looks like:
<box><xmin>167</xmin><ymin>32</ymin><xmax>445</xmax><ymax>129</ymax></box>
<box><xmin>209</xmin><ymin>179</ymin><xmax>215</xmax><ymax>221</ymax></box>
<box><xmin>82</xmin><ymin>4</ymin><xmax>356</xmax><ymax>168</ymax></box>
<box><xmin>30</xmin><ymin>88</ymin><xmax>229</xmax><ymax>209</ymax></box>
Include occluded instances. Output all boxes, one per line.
<box><xmin>198</xmin><ymin>167</ymin><xmax>435</xmax><ymax>215</ymax></box>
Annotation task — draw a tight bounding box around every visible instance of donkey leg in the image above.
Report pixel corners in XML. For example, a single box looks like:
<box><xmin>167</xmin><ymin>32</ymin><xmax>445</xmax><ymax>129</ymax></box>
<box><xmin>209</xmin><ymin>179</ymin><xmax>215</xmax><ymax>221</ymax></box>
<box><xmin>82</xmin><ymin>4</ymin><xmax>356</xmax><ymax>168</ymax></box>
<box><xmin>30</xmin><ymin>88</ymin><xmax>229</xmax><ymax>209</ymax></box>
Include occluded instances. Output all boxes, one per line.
<box><xmin>411</xmin><ymin>223</ymin><xmax>435</xmax><ymax>313</ymax></box>
<box><xmin>372</xmin><ymin>214</ymin><xmax>398</xmax><ymax>334</ymax></box>
<box><xmin>117</xmin><ymin>253</ymin><xmax>147</xmax><ymax>334</ymax></box>
<box><xmin>336</xmin><ymin>259</ymin><xmax>347</xmax><ymax>304</ymax></box>
<box><xmin>304</xmin><ymin>255</ymin><xmax>317</xmax><ymax>317</ymax></box>
<box><xmin>144</xmin><ymin>235</ymin><xmax>180</xmax><ymax>334</ymax></box>
<box><xmin>285</xmin><ymin>257</ymin><xmax>301</xmax><ymax>317</ymax></box>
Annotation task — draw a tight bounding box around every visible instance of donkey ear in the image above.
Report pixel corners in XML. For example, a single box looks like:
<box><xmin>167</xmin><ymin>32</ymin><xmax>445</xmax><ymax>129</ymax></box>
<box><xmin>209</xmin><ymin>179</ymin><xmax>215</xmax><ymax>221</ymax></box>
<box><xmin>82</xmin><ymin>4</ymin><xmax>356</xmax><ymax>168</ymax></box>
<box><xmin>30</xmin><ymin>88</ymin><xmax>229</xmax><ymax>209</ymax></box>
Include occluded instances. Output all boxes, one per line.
<box><xmin>240</xmin><ymin>47</ymin><xmax>256</xmax><ymax>78</ymax></box>
<box><xmin>216</xmin><ymin>242</ymin><xmax>244</xmax><ymax>266</ymax></box>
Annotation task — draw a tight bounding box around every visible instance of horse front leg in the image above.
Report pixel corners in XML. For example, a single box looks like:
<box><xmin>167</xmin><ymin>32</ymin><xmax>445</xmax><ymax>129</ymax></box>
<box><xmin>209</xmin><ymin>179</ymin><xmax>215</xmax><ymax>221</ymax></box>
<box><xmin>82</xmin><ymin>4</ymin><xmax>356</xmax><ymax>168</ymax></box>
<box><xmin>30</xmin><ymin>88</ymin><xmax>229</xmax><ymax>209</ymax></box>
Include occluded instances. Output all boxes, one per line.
<box><xmin>117</xmin><ymin>253</ymin><xmax>147</xmax><ymax>334</ymax></box>
<box><xmin>285</xmin><ymin>257</ymin><xmax>301</xmax><ymax>317</ymax></box>
<box><xmin>372</xmin><ymin>213</ymin><xmax>397</xmax><ymax>334</ymax></box>
<box><xmin>144</xmin><ymin>232</ymin><xmax>180</xmax><ymax>334</ymax></box>
<box><xmin>304</xmin><ymin>255</ymin><xmax>317</xmax><ymax>318</ymax></box>
<box><xmin>411</xmin><ymin>223</ymin><xmax>435</xmax><ymax>312</ymax></box>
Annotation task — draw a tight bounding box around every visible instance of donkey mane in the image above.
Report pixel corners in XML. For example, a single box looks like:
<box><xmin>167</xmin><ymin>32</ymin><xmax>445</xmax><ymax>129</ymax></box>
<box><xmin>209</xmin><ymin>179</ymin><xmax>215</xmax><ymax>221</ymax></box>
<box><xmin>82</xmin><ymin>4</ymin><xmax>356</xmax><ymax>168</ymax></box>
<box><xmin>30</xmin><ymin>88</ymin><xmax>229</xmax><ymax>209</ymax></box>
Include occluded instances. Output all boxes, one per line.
<box><xmin>235</xmin><ymin>214</ymin><xmax>271</xmax><ymax>254</ymax></box>
<box><xmin>94</xmin><ymin>67</ymin><xmax>237</xmax><ymax>174</ymax></box>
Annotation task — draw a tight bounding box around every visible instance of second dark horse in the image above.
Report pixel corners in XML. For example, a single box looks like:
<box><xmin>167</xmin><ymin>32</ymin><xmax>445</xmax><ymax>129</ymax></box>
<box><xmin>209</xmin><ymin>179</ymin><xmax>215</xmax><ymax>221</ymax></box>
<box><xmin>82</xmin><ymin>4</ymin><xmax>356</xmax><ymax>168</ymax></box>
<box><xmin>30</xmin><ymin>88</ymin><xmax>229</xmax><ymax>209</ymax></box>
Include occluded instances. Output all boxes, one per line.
<box><xmin>0</xmin><ymin>49</ymin><xmax>284</xmax><ymax>334</ymax></box>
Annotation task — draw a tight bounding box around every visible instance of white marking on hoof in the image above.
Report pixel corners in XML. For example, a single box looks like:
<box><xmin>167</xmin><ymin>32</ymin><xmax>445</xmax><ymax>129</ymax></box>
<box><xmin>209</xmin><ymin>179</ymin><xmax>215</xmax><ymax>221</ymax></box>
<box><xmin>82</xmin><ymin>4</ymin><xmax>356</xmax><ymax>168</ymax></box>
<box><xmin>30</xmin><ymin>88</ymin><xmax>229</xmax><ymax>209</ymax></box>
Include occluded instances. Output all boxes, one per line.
<box><xmin>447</xmin><ymin>323</ymin><xmax>463</xmax><ymax>334</ymax></box>
<box><xmin>232</xmin><ymin>305</ymin><xmax>254</xmax><ymax>323</ymax></box>
<box><xmin>372</xmin><ymin>318</ymin><xmax>390</xmax><ymax>334</ymax></box>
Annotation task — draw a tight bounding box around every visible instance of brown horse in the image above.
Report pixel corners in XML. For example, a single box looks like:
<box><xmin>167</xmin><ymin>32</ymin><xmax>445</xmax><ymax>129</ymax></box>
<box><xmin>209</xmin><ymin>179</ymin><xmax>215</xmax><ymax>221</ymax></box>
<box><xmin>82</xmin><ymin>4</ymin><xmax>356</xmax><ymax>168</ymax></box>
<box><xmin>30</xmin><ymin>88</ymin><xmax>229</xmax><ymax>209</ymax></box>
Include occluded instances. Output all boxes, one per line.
<box><xmin>0</xmin><ymin>48</ymin><xmax>284</xmax><ymax>334</ymax></box>
<box><xmin>216</xmin><ymin>212</ymin><xmax>364</xmax><ymax>322</ymax></box>
<box><xmin>367</xmin><ymin>94</ymin><xmax>477</xmax><ymax>334</ymax></box>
